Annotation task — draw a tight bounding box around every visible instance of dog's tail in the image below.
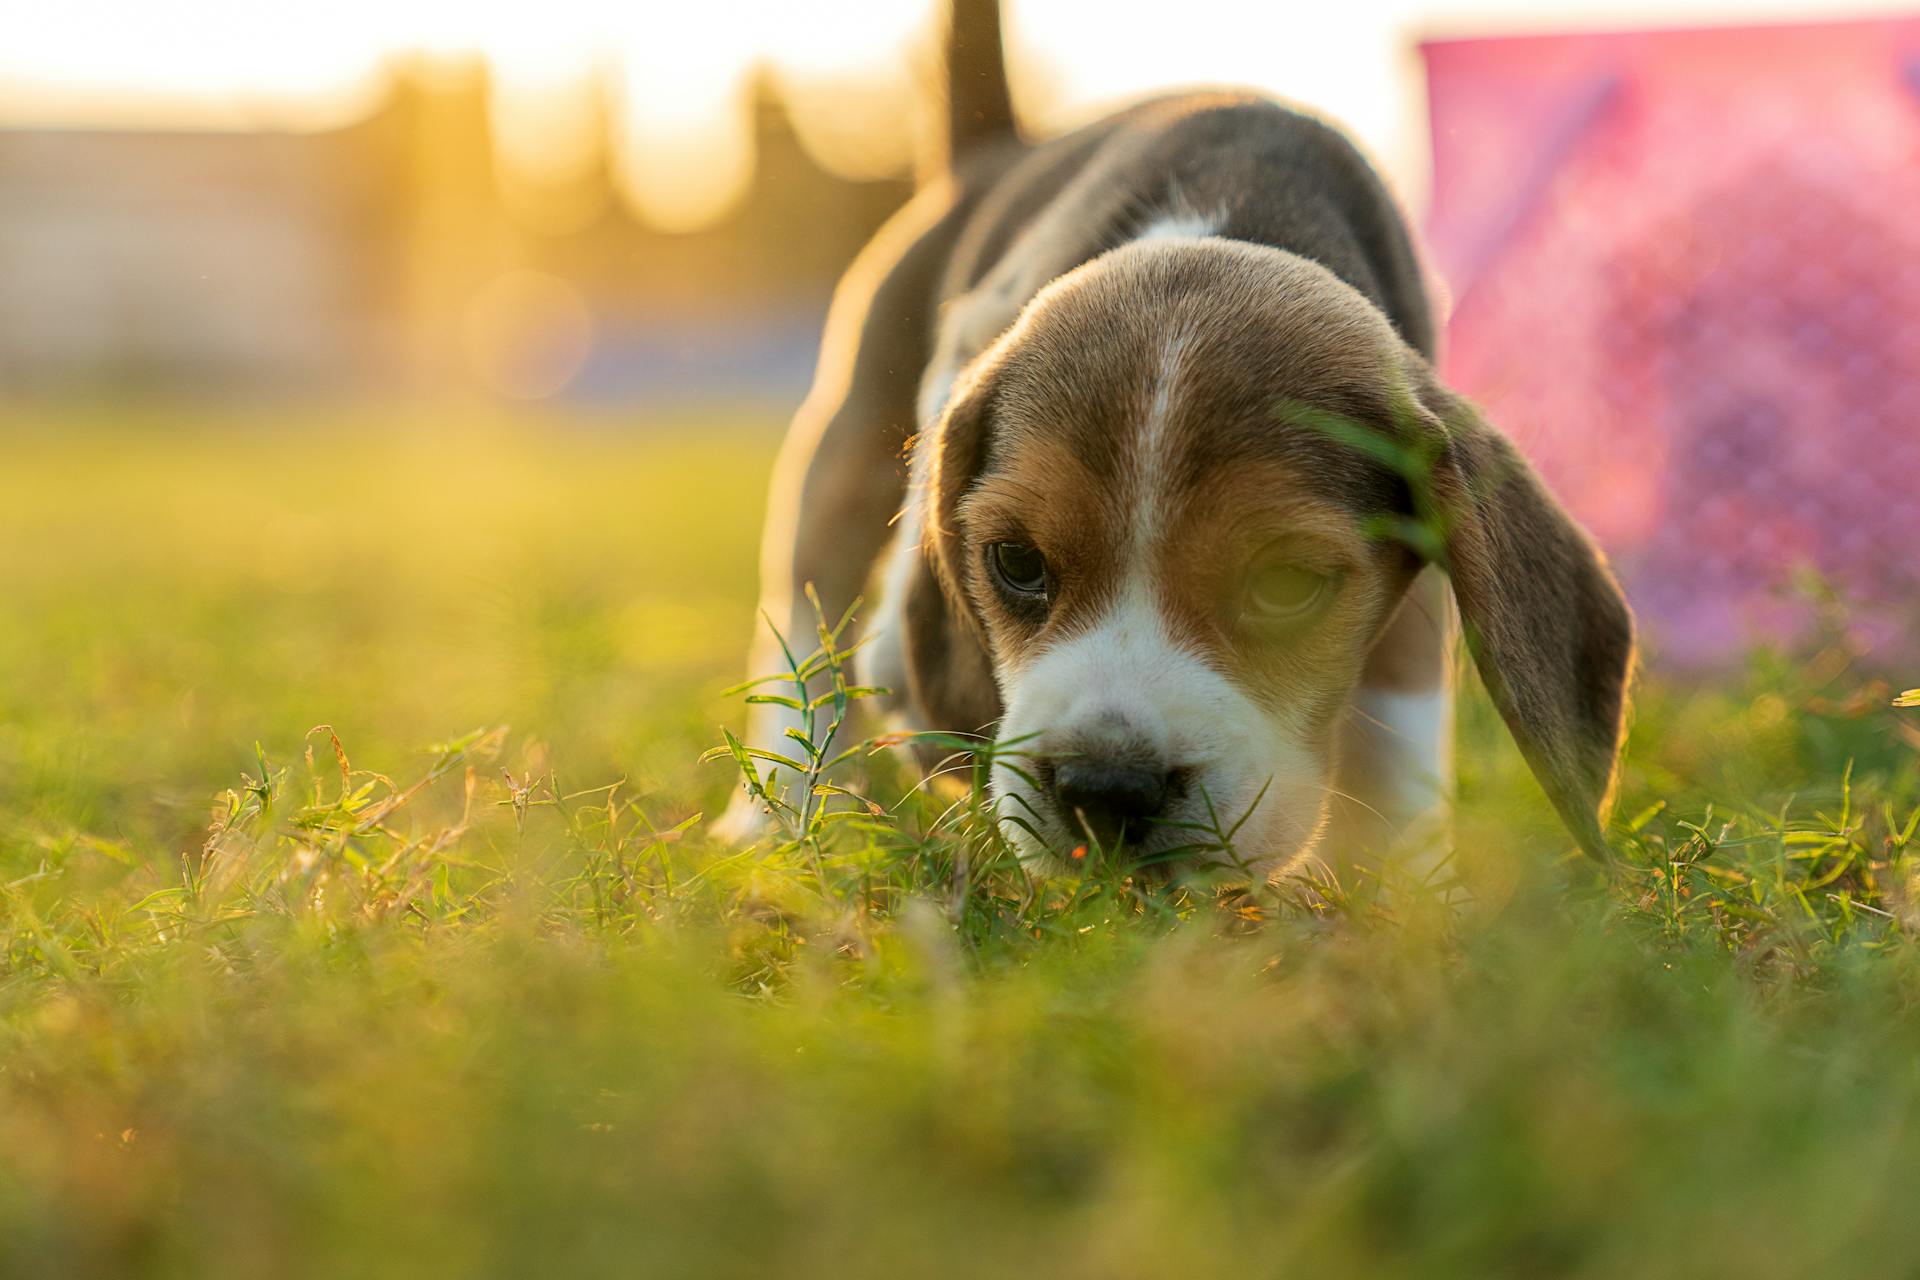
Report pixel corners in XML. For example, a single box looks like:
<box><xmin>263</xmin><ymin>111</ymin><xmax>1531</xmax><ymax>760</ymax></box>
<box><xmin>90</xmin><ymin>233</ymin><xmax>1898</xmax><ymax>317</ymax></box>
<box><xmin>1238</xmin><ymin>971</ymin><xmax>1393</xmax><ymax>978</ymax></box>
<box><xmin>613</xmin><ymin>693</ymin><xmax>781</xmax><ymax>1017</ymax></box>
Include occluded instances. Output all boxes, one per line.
<box><xmin>941</xmin><ymin>0</ymin><xmax>1018</xmax><ymax>166</ymax></box>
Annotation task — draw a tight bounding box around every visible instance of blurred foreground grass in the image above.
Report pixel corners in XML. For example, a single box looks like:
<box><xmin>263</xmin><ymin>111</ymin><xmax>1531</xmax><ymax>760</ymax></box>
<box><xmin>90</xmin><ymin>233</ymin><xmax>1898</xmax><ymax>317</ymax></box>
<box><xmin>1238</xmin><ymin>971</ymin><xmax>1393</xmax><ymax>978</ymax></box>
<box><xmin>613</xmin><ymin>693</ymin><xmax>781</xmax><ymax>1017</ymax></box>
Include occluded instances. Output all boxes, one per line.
<box><xmin>3</xmin><ymin>406</ymin><xmax>1920</xmax><ymax>1279</ymax></box>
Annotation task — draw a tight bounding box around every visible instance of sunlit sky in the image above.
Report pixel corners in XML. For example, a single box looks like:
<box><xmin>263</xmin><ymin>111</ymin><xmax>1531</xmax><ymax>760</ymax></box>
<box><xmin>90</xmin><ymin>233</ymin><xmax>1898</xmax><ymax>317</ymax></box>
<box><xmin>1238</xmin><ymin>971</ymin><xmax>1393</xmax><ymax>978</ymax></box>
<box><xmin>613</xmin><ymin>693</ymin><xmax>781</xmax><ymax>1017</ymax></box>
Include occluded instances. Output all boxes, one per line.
<box><xmin>0</xmin><ymin>0</ymin><xmax>1905</xmax><ymax>227</ymax></box>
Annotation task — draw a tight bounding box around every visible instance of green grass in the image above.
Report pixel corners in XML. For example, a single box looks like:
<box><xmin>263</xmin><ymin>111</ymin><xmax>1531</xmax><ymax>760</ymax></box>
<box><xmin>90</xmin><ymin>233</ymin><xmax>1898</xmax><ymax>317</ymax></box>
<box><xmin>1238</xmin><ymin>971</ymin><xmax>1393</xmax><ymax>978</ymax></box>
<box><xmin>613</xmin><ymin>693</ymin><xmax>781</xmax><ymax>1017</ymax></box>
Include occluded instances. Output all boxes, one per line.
<box><xmin>4</xmin><ymin>405</ymin><xmax>1920</xmax><ymax>1278</ymax></box>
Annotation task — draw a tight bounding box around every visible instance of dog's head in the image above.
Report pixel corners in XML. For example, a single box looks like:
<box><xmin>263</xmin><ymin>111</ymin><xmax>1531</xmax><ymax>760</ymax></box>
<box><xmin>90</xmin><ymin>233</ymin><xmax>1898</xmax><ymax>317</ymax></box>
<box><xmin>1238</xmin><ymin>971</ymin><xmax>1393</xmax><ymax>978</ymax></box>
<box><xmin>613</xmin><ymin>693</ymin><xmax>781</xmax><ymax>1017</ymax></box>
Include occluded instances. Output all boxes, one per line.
<box><xmin>902</xmin><ymin>237</ymin><xmax>1632</xmax><ymax>875</ymax></box>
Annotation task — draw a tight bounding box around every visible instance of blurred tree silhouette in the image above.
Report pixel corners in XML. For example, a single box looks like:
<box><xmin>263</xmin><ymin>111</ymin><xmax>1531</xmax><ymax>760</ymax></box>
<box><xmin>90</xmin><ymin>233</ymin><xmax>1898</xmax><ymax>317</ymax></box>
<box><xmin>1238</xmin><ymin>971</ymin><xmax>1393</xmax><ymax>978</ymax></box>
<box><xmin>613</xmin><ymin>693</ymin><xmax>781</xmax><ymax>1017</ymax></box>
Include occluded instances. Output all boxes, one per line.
<box><xmin>0</xmin><ymin>59</ymin><xmax>913</xmax><ymax>401</ymax></box>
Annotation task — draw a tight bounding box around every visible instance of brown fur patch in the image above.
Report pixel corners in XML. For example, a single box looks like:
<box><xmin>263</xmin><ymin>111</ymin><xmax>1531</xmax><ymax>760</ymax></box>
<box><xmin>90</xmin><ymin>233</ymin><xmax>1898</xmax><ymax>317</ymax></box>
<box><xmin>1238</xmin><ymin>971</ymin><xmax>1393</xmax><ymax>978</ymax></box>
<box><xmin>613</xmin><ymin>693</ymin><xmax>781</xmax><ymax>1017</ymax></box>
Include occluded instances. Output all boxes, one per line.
<box><xmin>1154</xmin><ymin>472</ymin><xmax>1415</xmax><ymax>751</ymax></box>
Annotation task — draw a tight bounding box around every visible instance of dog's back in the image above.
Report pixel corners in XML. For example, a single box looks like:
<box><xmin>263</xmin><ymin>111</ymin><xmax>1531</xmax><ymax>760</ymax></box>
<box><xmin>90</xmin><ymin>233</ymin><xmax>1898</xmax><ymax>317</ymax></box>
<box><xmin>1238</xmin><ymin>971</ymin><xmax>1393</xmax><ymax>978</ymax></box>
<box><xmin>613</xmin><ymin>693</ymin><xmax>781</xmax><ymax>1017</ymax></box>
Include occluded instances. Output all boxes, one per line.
<box><xmin>937</xmin><ymin>93</ymin><xmax>1434</xmax><ymax>359</ymax></box>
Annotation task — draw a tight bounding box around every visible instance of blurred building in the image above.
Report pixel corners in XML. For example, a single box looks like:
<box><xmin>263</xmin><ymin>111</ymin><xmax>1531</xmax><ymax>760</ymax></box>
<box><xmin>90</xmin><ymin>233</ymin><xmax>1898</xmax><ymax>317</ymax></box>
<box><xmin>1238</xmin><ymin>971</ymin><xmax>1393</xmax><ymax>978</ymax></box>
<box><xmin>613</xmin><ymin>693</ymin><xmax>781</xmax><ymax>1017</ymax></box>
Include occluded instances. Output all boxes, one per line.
<box><xmin>0</xmin><ymin>63</ymin><xmax>912</xmax><ymax>401</ymax></box>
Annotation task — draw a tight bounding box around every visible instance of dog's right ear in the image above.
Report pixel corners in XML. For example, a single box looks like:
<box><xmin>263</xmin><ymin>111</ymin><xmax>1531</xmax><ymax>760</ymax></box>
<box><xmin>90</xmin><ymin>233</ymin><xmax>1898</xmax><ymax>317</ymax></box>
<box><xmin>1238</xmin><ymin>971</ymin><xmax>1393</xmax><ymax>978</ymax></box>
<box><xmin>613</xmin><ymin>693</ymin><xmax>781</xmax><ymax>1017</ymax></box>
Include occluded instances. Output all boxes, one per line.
<box><xmin>900</xmin><ymin>359</ymin><xmax>1004</xmax><ymax>741</ymax></box>
<box><xmin>1397</xmin><ymin>356</ymin><xmax>1635</xmax><ymax>865</ymax></box>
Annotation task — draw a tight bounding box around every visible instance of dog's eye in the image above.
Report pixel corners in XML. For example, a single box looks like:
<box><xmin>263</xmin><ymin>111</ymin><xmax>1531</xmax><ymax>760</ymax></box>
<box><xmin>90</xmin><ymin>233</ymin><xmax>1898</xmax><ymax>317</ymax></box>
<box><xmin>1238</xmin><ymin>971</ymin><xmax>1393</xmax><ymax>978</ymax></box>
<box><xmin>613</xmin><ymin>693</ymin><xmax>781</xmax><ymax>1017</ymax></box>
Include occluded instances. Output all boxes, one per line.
<box><xmin>1246</xmin><ymin>559</ymin><xmax>1331</xmax><ymax>620</ymax></box>
<box><xmin>989</xmin><ymin>541</ymin><xmax>1048</xmax><ymax>595</ymax></box>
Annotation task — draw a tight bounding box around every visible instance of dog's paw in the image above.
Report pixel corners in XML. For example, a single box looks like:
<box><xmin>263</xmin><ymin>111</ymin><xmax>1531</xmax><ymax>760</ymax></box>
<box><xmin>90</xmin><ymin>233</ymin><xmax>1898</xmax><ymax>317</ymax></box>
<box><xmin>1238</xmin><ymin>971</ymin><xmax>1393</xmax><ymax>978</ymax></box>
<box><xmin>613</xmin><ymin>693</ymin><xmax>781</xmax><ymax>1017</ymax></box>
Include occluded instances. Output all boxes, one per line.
<box><xmin>709</xmin><ymin>790</ymin><xmax>776</xmax><ymax>846</ymax></box>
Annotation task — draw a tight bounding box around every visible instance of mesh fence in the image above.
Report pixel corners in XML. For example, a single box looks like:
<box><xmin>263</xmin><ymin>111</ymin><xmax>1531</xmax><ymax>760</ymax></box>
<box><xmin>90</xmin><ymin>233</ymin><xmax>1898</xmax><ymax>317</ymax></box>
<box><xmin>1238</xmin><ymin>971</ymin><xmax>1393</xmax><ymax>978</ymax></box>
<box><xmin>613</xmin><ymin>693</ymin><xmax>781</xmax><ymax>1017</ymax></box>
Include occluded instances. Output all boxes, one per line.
<box><xmin>1424</xmin><ymin>17</ymin><xmax>1920</xmax><ymax>666</ymax></box>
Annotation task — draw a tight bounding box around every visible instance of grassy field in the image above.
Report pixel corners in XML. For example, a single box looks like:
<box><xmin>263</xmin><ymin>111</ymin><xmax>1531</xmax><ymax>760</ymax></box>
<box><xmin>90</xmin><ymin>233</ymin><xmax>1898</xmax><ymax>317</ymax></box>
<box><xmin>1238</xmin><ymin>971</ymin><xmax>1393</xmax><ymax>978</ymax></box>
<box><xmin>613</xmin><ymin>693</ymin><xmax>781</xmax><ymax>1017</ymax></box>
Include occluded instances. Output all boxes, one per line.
<box><xmin>3</xmin><ymin>405</ymin><xmax>1919</xmax><ymax>1279</ymax></box>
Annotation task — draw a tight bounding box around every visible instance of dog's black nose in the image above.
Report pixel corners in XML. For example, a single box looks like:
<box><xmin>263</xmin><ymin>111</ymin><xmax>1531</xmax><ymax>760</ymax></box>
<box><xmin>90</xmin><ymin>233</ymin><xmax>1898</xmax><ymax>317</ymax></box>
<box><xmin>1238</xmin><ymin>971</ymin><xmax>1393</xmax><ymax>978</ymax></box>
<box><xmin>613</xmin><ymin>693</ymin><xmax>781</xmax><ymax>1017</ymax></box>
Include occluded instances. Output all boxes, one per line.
<box><xmin>1053</xmin><ymin>759</ymin><xmax>1175</xmax><ymax>849</ymax></box>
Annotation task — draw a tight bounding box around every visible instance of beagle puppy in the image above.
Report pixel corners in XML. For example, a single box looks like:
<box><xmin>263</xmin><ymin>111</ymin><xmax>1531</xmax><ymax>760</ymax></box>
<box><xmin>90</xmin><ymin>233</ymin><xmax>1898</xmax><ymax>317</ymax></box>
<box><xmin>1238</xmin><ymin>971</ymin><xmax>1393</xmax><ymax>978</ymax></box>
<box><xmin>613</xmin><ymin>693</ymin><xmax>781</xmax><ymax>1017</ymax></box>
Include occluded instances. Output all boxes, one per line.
<box><xmin>717</xmin><ymin>0</ymin><xmax>1633</xmax><ymax>877</ymax></box>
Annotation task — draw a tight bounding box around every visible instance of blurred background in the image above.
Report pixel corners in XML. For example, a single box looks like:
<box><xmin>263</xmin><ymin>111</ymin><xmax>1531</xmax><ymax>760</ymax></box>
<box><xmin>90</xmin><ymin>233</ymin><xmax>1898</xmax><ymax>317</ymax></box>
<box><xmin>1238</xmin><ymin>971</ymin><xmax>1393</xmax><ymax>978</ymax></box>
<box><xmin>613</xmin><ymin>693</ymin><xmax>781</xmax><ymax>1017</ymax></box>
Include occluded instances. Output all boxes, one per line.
<box><xmin>1</xmin><ymin>0</ymin><xmax>1917</xmax><ymax>712</ymax></box>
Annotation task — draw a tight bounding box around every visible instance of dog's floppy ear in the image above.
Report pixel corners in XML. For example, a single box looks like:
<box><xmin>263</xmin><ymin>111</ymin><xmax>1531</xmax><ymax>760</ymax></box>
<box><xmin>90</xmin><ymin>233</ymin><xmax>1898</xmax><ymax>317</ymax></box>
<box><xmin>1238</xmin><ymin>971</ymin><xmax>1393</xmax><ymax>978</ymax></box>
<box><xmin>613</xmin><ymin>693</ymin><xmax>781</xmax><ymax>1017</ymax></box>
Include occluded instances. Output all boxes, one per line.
<box><xmin>900</xmin><ymin>360</ymin><xmax>1004</xmax><ymax>742</ymax></box>
<box><xmin>1402</xmin><ymin>357</ymin><xmax>1635</xmax><ymax>863</ymax></box>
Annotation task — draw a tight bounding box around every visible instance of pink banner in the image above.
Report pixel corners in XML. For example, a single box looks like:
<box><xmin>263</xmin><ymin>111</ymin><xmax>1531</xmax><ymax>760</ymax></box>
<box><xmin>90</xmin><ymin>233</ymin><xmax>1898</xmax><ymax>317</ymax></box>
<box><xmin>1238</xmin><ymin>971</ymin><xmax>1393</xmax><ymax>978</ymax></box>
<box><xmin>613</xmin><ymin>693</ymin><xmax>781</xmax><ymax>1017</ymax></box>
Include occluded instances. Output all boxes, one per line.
<box><xmin>1424</xmin><ymin>16</ymin><xmax>1920</xmax><ymax>665</ymax></box>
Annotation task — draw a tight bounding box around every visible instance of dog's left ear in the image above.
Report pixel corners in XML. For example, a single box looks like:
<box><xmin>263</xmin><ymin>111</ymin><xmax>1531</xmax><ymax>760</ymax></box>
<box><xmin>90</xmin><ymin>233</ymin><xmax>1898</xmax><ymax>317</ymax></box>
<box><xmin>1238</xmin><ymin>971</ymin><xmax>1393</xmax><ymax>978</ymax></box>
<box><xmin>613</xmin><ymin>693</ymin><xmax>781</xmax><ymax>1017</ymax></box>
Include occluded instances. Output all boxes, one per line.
<box><xmin>899</xmin><ymin>357</ymin><xmax>1004</xmax><ymax>743</ymax></box>
<box><xmin>1401</xmin><ymin>355</ymin><xmax>1635</xmax><ymax>863</ymax></box>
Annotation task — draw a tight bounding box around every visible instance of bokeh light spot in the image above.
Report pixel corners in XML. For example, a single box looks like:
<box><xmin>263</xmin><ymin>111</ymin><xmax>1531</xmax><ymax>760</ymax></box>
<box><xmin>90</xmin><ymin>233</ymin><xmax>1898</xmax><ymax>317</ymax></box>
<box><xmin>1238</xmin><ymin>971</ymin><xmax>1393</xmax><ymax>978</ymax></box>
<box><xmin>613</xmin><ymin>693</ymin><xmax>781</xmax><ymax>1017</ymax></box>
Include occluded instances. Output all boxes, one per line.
<box><xmin>462</xmin><ymin>269</ymin><xmax>595</xmax><ymax>400</ymax></box>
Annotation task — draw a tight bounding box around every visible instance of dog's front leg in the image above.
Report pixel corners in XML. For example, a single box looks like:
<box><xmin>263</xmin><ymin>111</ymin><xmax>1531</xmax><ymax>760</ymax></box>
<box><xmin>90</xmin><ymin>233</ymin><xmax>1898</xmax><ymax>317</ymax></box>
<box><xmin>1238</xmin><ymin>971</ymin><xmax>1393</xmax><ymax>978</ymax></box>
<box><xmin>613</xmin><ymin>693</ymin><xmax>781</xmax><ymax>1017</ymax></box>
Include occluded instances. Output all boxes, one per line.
<box><xmin>711</xmin><ymin>389</ymin><xmax>911</xmax><ymax>842</ymax></box>
<box><xmin>1326</xmin><ymin>567</ymin><xmax>1457</xmax><ymax>877</ymax></box>
<box><xmin>712</xmin><ymin>195</ymin><xmax>964</xmax><ymax>842</ymax></box>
